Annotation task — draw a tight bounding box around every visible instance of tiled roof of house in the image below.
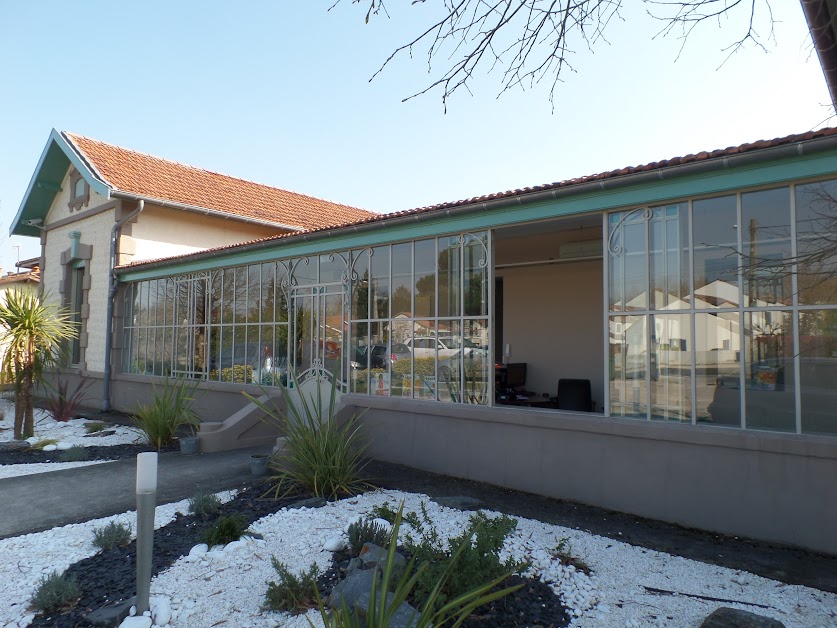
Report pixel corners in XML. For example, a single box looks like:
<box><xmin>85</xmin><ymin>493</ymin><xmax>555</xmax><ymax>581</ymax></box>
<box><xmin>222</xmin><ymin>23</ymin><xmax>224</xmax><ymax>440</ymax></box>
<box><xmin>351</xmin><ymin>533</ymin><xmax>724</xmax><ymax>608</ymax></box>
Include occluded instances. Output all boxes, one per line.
<box><xmin>117</xmin><ymin>126</ymin><xmax>837</xmax><ymax>271</ymax></box>
<box><xmin>63</xmin><ymin>132</ymin><xmax>374</xmax><ymax>231</ymax></box>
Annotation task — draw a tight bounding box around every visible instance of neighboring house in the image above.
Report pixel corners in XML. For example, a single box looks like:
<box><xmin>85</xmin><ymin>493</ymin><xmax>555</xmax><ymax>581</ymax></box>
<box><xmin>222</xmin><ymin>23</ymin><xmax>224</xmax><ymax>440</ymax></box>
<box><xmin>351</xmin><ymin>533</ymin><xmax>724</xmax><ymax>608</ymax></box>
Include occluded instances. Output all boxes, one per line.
<box><xmin>0</xmin><ymin>259</ymin><xmax>40</xmax><ymax>382</ymax></box>
<box><xmin>8</xmin><ymin>129</ymin><xmax>372</xmax><ymax>402</ymax></box>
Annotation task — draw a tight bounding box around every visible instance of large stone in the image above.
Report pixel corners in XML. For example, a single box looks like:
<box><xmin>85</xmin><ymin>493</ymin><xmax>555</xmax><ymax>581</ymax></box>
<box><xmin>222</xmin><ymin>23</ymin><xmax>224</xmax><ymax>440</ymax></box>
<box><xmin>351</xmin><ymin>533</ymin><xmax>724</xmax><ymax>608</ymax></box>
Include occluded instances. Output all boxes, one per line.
<box><xmin>326</xmin><ymin>569</ymin><xmax>378</xmax><ymax>610</ymax></box>
<box><xmin>355</xmin><ymin>591</ymin><xmax>423</xmax><ymax>628</ymax></box>
<box><xmin>0</xmin><ymin>440</ymin><xmax>31</xmax><ymax>452</ymax></box>
<box><xmin>433</xmin><ymin>495</ymin><xmax>484</xmax><ymax>511</ymax></box>
<box><xmin>360</xmin><ymin>543</ymin><xmax>407</xmax><ymax>571</ymax></box>
<box><xmin>700</xmin><ymin>607</ymin><xmax>786</xmax><ymax>628</ymax></box>
<box><xmin>288</xmin><ymin>496</ymin><xmax>327</xmax><ymax>510</ymax></box>
<box><xmin>84</xmin><ymin>597</ymin><xmax>135</xmax><ymax>627</ymax></box>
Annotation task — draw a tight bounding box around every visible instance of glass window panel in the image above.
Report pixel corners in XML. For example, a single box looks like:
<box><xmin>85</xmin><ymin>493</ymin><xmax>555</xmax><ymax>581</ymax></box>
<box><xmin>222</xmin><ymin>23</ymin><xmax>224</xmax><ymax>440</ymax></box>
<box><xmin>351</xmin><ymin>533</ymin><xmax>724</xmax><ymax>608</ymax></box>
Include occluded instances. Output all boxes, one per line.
<box><xmin>742</xmin><ymin>188</ymin><xmax>792</xmax><ymax>307</ymax></box>
<box><xmin>350</xmin><ymin>322</ymin><xmax>370</xmax><ymax>394</ymax></box>
<box><xmin>319</xmin><ymin>253</ymin><xmax>344</xmax><ymax>284</ymax></box>
<box><xmin>695</xmin><ymin>311</ymin><xmax>741</xmax><ymax>426</ymax></box>
<box><xmin>221</xmin><ymin>269</ymin><xmax>235</xmax><ymax>325</ymax></box>
<box><xmin>210</xmin><ymin>271</ymin><xmax>223</xmax><ymax>324</ymax></box>
<box><xmin>233</xmin><ymin>267</ymin><xmax>248</xmax><ymax>322</ymax></box>
<box><xmin>464</xmin><ymin>233</ymin><xmax>488</xmax><ymax>317</ymax></box>
<box><xmin>608</xmin><ymin>211</ymin><xmax>647</xmax><ymax>311</ymax></box>
<box><xmin>162</xmin><ymin>328</ymin><xmax>173</xmax><ymax>377</ymax></box>
<box><xmin>292</xmin><ymin>256</ymin><xmax>318</xmax><ymax>285</ymax></box>
<box><xmin>370</xmin><ymin>246</ymin><xmax>390</xmax><ymax>319</ymax></box>
<box><xmin>275</xmin><ymin>262</ymin><xmax>289</xmax><ymax>322</ymax></box>
<box><xmin>795</xmin><ymin>181</ymin><xmax>837</xmax><ymax>305</ymax></box>
<box><xmin>744</xmin><ymin>310</ymin><xmax>795</xmax><ymax>432</ymax></box>
<box><xmin>351</xmin><ymin>250</ymin><xmax>370</xmax><ymax>321</ymax></box>
<box><xmin>247</xmin><ymin>265</ymin><xmax>261</xmax><ymax>324</ymax></box>
<box><xmin>649</xmin><ymin>204</ymin><xmax>689</xmax><ymax>310</ymax></box>
<box><xmin>650</xmin><ymin>314</ymin><xmax>691</xmax><ymax>422</ymax></box>
<box><xmin>323</xmin><ymin>290</ymin><xmax>344</xmax><ymax>383</ymax></box>
<box><xmin>260</xmin><ymin>263</ymin><xmax>276</xmax><ymax>324</ymax></box>
<box><xmin>798</xmin><ymin>309</ymin><xmax>837</xmax><ymax>434</ymax></box>
<box><xmin>693</xmin><ymin>195</ymin><xmax>739</xmax><ymax>309</ymax></box>
<box><xmin>608</xmin><ymin>315</ymin><xmax>647</xmax><ymax>417</ymax></box>
<box><xmin>414</xmin><ymin>239</ymin><xmax>436</xmax><ymax>319</ymax></box>
<box><xmin>137</xmin><ymin>281</ymin><xmax>149</xmax><ymax>326</ymax></box>
<box><xmin>392</xmin><ymin>243</ymin><xmax>412</xmax><ymax>317</ymax></box>
<box><xmin>438</xmin><ymin>236</ymin><xmax>460</xmax><ymax>318</ymax></box>
<box><xmin>274</xmin><ymin>323</ymin><xmax>289</xmax><ymax>384</ymax></box>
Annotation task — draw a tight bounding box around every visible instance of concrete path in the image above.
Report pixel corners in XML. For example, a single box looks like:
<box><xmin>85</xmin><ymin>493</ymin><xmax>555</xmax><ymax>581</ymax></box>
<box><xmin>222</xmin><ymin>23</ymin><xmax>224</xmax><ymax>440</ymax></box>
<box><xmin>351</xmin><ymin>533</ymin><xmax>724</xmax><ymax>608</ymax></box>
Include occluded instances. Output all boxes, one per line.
<box><xmin>0</xmin><ymin>445</ymin><xmax>272</xmax><ymax>539</ymax></box>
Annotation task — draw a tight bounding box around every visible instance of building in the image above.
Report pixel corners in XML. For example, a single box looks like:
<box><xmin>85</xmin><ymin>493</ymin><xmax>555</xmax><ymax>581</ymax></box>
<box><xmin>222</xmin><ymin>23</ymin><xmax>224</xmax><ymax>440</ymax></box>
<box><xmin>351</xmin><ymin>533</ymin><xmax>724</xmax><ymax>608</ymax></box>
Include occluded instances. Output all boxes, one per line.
<box><xmin>0</xmin><ymin>259</ymin><xmax>41</xmax><ymax>383</ymax></box>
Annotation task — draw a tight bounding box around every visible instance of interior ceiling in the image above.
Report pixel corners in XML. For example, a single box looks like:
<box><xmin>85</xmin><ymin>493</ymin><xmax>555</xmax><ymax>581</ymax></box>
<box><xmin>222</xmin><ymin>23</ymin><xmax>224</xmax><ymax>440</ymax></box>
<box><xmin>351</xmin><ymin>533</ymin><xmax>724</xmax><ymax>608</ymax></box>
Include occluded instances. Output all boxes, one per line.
<box><xmin>493</xmin><ymin>213</ymin><xmax>602</xmax><ymax>240</ymax></box>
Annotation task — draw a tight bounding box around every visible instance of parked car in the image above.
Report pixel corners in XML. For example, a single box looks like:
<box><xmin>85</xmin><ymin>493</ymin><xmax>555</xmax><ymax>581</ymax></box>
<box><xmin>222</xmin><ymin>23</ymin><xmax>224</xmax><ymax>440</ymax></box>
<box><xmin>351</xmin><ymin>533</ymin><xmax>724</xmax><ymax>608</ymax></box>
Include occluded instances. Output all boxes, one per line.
<box><xmin>353</xmin><ymin>343</ymin><xmax>413</xmax><ymax>369</ymax></box>
<box><xmin>405</xmin><ymin>336</ymin><xmax>483</xmax><ymax>360</ymax></box>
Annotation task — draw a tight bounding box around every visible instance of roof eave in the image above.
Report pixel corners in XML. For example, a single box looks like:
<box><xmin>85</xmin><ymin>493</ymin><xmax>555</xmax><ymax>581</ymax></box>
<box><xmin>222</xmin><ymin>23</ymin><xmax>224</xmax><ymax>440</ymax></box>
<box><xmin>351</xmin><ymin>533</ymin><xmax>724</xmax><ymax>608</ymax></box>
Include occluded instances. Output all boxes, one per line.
<box><xmin>9</xmin><ymin>129</ymin><xmax>112</xmax><ymax>238</ymax></box>
<box><xmin>802</xmin><ymin>0</ymin><xmax>837</xmax><ymax>114</ymax></box>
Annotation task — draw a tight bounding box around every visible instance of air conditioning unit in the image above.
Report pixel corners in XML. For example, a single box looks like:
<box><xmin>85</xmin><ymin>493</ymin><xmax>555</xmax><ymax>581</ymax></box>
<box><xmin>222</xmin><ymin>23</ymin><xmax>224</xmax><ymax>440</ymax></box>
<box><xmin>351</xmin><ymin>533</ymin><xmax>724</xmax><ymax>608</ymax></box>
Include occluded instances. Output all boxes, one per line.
<box><xmin>559</xmin><ymin>239</ymin><xmax>601</xmax><ymax>260</ymax></box>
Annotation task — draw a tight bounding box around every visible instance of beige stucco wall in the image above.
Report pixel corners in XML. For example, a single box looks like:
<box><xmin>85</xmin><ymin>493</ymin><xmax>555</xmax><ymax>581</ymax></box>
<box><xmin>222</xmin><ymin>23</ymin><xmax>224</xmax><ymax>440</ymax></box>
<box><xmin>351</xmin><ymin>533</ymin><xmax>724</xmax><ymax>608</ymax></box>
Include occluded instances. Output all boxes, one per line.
<box><xmin>43</xmin><ymin>211</ymin><xmax>114</xmax><ymax>372</ymax></box>
<box><xmin>123</xmin><ymin>205</ymin><xmax>281</xmax><ymax>264</ymax></box>
<box><xmin>44</xmin><ymin>169</ymin><xmax>108</xmax><ymax>225</ymax></box>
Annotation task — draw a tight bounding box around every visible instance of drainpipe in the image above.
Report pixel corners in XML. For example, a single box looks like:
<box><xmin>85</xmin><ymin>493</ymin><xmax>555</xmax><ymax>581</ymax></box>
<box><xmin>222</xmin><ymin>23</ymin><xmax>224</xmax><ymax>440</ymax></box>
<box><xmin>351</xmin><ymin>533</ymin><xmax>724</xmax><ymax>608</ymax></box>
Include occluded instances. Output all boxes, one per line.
<box><xmin>102</xmin><ymin>199</ymin><xmax>144</xmax><ymax>412</ymax></box>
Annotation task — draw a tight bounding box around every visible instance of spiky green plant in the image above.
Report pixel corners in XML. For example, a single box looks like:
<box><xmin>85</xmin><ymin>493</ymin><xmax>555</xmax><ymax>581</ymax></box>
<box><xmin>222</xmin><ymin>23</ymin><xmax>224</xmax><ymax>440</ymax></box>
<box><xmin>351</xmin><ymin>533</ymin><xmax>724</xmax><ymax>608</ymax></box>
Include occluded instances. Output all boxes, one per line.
<box><xmin>243</xmin><ymin>375</ymin><xmax>369</xmax><ymax>500</ymax></box>
<box><xmin>131</xmin><ymin>377</ymin><xmax>200</xmax><ymax>450</ymax></box>
<box><xmin>0</xmin><ymin>288</ymin><xmax>76</xmax><ymax>439</ymax></box>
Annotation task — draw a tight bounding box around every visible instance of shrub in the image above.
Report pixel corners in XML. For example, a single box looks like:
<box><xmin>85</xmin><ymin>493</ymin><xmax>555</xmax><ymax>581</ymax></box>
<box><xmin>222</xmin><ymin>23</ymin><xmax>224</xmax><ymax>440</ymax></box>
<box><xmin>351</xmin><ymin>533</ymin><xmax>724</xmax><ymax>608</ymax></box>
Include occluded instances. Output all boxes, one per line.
<box><xmin>30</xmin><ymin>571</ymin><xmax>81</xmax><ymax>613</ymax></box>
<box><xmin>347</xmin><ymin>517</ymin><xmax>391</xmax><ymax>555</ymax></box>
<box><xmin>131</xmin><ymin>377</ymin><xmax>199</xmax><ymax>450</ymax></box>
<box><xmin>31</xmin><ymin>438</ymin><xmax>59</xmax><ymax>450</ymax></box>
<box><xmin>92</xmin><ymin>522</ymin><xmax>132</xmax><ymax>550</ymax></box>
<box><xmin>552</xmin><ymin>537</ymin><xmax>591</xmax><ymax>575</ymax></box>
<box><xmin>244</xmin><ymin>375</ymin><xmax>369</xmax><ymax>500</ymax></box>
<box><xmin>315</xmin><ymin>501</ymin><xmax>522</xmax><ymax>627</ymax></box>
<box><xmin>84</xmin><ymin>421</ymin><xmax>107</xmax><ymax>434</ymax></box>
<box><xmin>43</xmin><ymin>376</ymin><xmax>93</xmax><ymax>423</ymax></box>
<box><xmin>188</xmin><ymin>491</ymin><xmax>223</xmax><ymax>520</ymax></box>
<box><xmin>59</xmin><ymin>446</ymin><xmax>90</xmax><ymax>462</ymax></box>
<box><xmin>209</xmin><ymin>364</ymin><xmax>253</xmax><ymax>383</ymax></box>
<box><xmin>392</xmin><ymin>357</ymin><xmax>436</xmax><ymax>378</ymax></box>
<box><xmin>402</xmin><ymin>504</ymin><xmax>522</xmax><ymax>611</ymax></box>
<box><xmin>264</xmin><ymin>559</ymin><xmax>320</xmax><ymax>613</ymax></box>
<box><xmin>200</xmin><ymin>514</ymin><xmax>247</xmax><ymax>546</ymax></box>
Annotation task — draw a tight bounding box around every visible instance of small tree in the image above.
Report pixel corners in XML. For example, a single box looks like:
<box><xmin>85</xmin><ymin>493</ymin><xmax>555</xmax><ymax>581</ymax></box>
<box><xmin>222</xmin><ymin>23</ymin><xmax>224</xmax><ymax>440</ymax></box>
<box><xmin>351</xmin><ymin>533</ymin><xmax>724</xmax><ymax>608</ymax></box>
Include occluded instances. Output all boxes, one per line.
<box><xmin>0</xmin><ymin>288</ymin><xmax>76</xmax><ymax>440</ymax></box>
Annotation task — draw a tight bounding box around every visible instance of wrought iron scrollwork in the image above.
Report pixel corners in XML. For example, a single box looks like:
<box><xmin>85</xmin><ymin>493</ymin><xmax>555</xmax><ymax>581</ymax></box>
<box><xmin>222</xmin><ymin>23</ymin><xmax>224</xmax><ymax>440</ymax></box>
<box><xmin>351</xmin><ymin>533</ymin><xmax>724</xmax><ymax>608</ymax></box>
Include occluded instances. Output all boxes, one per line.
<box><xmin>607</xmin><ymin>207</ymin><xmax>652</xmax><ymax>256</ymax></box>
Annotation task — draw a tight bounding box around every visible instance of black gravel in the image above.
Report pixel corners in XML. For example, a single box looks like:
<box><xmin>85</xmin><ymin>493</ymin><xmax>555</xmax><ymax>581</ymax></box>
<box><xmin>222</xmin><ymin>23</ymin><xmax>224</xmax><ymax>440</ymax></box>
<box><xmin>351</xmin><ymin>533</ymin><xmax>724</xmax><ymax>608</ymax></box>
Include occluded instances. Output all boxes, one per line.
<box><xmin>28</xmin><ymin>483</ymin><xmax>570</xmax><ymax>627</ymax></box>
<box><xmin>0</xmin><ymin>443</ymin><xmax>177</xmax><ymax>465</ymax></box>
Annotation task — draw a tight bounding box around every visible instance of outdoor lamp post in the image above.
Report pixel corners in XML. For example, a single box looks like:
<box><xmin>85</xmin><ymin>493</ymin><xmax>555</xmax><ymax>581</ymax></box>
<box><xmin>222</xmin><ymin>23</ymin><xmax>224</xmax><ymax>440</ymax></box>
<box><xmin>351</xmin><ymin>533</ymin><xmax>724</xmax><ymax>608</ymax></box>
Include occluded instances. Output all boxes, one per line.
<box><xmin>135</xmin><ymin>452</ymin><xmax>158</xmax><ymax>615</ymax></box>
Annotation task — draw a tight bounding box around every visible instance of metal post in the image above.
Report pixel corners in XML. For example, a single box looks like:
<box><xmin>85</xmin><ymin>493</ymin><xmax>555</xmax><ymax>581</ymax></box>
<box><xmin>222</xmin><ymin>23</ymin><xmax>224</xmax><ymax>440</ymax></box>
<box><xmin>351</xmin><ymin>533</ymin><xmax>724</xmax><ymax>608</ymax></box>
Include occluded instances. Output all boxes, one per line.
<box><xmin>135</xmin><ymin>452</ymin><xmax>158</xmax><ymax>615</ymax></box>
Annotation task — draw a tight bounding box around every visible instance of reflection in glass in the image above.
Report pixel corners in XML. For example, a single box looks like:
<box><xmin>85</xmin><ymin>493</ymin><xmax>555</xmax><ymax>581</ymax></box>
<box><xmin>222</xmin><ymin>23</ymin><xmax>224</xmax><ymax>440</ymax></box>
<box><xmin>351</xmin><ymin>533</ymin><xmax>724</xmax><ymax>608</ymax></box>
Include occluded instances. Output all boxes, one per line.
<box><xmin>693</xmin><ymin>195</ymin><xmax>738</xmax><ymax>308</ymax></box>
<box><xmin>370</xmin><ymin>246</ymin><xmax>390</xmax><ymax>319</ymax></box>
<box><xmin>392</xmin><ymin>243</ymin><xmax>412</xmax><ymax>316</ymax></box>
<box><xmin>438</xmin><ymin>236</ymin><xmax>460</xmax><ymax>318</ymax></box>
<box><xmin>795</xmin><ymin>181</ymin><xmax>837</xmax><ymax>305</ymax></box>
<box><xmin>608</xmin><ymin>211</ymin><xmax>647</xmax><ymax>311</ymax></box>
<box><xmin>798</xmin><ymin>310</ymin><xmax>837</xmax><ymax>435</ymax></box>
<box><xmin>609</xmin><ymin>315</ymin><xmax>647</xmax><ymax>417</ymax></box>
<box><xmin>649</xmin><ymin>205</ymin><xmax>689</xmax><ymax>310</ymax></box>
<box><xmin>351</xmin><ymin>250</ymin><xmax>370</xmax><ymax>321</ymax></box>
<box><xmin>695</xmin><ymin>311</ymin><xmax>740</xmax><ymax>426</ymax></box>
<box><xmin>744</xmin><ymin>310</ymin><xmax>795</xmax><ymax>432</ymax></box>
<box><xmin>741</xmin><ymin>188</ymin><xmax>791</xmax><ymax>306</ymax></box>
<box><xmin>464</xmin><ymin>234</ymin><xmax>488</xmax><ymax>317</ymax></box>
<box><xmin>414</xmin><ymin>239</ymin><xmax>436</xmax><ymax>319</ymax></box>
<box><xmin>650</xmin><ymin>314</ymin><xmax>691</xmax><ymax>422</ymax></box>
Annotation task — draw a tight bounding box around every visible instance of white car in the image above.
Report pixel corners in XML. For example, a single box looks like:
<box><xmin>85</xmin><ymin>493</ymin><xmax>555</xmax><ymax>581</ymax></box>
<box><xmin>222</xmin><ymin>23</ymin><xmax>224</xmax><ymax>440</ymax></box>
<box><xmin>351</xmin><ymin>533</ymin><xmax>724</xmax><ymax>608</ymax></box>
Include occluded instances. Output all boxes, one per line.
<box><xmin>405</xmin><ymin>337</ymin><xmax>486</xmax><ymax>359</ymax></box>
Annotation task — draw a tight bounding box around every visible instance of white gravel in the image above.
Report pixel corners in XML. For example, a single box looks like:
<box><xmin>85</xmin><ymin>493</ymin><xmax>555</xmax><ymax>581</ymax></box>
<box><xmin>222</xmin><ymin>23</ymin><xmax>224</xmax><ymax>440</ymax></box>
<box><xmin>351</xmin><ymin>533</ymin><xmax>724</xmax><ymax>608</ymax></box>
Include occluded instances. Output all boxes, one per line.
<box><xmin>0</xmin><ymin>396</ymin><xmax>144</xmax><ymax>478</ymax></box>
<box><xmin>144</xmin><ymin>490</ymin><xmax>836</xmax><ymax>628</ymax></box>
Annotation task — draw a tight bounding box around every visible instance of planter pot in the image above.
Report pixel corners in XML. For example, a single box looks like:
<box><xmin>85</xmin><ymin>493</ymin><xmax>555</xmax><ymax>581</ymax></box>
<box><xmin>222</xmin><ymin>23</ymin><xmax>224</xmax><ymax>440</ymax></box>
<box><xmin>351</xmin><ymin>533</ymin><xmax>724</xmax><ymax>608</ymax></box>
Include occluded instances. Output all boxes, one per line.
<box><xmin>250</xmin><ymin>454</ymin><xmax>270</xmax><ymax>476</ymax></box>
<box><xmin>179</xmin><ymin>436</ymin><xmax>199</xmax><ymax>456</ymax></box>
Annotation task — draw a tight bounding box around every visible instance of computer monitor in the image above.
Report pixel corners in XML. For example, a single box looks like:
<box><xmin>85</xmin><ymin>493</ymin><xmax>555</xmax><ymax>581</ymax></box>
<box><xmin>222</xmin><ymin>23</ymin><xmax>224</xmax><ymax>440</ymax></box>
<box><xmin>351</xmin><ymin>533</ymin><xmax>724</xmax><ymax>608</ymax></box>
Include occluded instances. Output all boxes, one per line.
<box><xmin>505</xmin><ymin>362</ymin><xmax>527</xmax><ymax>389</ymax></box>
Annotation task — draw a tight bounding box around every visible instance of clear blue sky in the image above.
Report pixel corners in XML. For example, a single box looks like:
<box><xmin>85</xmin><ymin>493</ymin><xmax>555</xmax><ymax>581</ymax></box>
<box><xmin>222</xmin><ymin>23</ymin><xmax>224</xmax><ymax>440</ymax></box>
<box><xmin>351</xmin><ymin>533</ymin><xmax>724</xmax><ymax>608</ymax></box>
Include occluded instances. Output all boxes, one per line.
<box><xmin>1</xmin><ymin>1</ymin><xmax>832</xmax><ymax>273</ymax></box>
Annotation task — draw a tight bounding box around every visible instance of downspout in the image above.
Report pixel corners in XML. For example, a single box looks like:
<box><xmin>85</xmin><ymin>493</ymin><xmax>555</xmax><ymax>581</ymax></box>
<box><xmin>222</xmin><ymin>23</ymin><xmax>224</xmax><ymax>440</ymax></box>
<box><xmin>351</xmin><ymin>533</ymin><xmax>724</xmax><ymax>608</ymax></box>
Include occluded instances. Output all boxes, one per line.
<box><xmin>102</xmin><ymin>199</ymin><xmax>144</xmax><ymax>412</ymax></box>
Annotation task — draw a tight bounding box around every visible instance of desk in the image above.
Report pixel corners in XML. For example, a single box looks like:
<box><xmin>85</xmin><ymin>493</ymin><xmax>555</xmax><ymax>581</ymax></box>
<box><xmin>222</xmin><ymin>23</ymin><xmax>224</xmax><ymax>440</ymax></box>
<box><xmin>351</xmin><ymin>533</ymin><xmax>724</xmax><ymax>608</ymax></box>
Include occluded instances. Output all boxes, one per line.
<box><xmin>496</xmin><ymin>396</ymin><xmax>555</xmax><ymax>409</ymax></box>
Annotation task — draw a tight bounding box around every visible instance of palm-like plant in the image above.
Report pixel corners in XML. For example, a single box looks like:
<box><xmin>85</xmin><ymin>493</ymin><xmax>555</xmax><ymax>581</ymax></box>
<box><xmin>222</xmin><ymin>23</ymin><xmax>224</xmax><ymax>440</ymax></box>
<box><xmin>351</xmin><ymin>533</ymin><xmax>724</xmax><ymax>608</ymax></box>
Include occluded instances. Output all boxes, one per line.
<box><xmin>0</xmin><ymin>288</ymin><xmax>77</xmax><ymax>439</ymax></box>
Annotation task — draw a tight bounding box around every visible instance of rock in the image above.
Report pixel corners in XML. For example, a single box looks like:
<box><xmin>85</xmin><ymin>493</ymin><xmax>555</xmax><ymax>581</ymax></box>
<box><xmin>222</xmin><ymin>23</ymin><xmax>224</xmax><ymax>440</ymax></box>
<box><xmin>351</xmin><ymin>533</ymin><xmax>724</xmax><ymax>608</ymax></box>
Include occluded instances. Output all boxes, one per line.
<box><xmin>84</xmin><ymin>597</ymin><xmax>135</xmax><ymax>627</ymax></box>
<box><xmin>151</xmin><ymin>596</ymin><xmax>172</xmax><ymax>625</ymax></box>
<box><xmin>700</xmin><ymin>607</ymin><xmax>786</xmax><ymax>628</ymax></box>
<box><xmin>188</xmin><ymin>543</ymin><xmax>208</xmax><ymax>557</ymax></box>
<box><xmin>56</xmin><ymin>441</ymin><xmax>74</xmax><ymax>450</ymax></box>
<box><xmin>371</xmin><ymin>518</ymin><xmax>393</xmax><ymax>533</ymax></box>
<box><xmin>224</xmin><ymin>540</ymin><xmax>246</xmax><ymax>552</ymax></box>
<box><xmin>355</xmin><ymin>591</ymin><xmax>422</xmax><ymax>628</ymax></box>
<box><xmin>360</xmin><ymin>543</ymin><xmax>406</xmax><ymax>571</ymax></box>
<box><xmin>84</xmin><ymin>429</ymin><xmax>116</xmax><ymax>438</ymax></box>
<box><xmin>42</xmin><ymin>444</ymin><xmax>58</xmax><ymax>452</ymax></box>
<box><xmin>287</xmin><ymin>496</ymin><xmax>327</xmax><ymax>510</ymax></box>
<box><xmin>326</xmin><ymin>570</ymin><xmax>378</xmax><ymax>610</ymax></box>
<box><xmin>433</xmin><ymin>495</ymin><xmax>484</xmax><ymax>511</ymax></box>
<box><xmin>347</xmin><ymin>557</ymin><xmax>364</xmax><ymax>572</ymax></box>
<box><xmin>118</xmin><ymin>616</ymin><xmax>152</xmax><ymax>628</ymax></box>
<box><xmin>324</xmin><ymin>536</ymin><xmax>347</xmax><ymax>552</ymax></box>
<box><xmin>0</xmin><ymin>440</ymin><xmax>31</xmax><ymax>452</ymax></box>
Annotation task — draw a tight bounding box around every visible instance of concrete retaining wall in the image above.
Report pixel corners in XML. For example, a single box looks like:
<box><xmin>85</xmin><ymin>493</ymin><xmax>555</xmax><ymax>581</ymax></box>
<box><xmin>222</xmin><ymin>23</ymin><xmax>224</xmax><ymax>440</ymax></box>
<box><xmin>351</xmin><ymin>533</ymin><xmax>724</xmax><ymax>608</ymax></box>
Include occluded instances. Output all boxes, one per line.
<box><xmin>343</xmin><ymin>394</ymin><xmax>837</xmax><ymax>556</ymax></box>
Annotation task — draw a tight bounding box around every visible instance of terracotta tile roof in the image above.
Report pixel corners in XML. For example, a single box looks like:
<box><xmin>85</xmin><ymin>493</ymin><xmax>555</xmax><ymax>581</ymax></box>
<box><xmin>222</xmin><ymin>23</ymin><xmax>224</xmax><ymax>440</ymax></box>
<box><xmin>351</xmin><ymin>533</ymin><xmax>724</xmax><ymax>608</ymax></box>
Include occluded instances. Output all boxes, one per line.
<box><xmin>63</xmin><ymin>132</ymin><xmax>374</xmax><ymax>231</ymax></box>
<box><xmin>117</xmin><ymin>126</ymin><xmax>837</xmax><ymax>272</ymax></box>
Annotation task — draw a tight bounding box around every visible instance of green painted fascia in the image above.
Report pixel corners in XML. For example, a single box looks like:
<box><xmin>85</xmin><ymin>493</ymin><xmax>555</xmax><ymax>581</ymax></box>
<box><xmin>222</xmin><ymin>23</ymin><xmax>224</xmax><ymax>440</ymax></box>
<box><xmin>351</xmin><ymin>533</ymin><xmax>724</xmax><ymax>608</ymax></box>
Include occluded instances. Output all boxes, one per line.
<box><xmin>9</xmin><ymin>129</ymin><xmax>111</xmax><ymax>238</ymax></box>
<box><xmin>118</xmin><ymin>147</ymin><xmax>837</xmax><ymax>282</ymax></box>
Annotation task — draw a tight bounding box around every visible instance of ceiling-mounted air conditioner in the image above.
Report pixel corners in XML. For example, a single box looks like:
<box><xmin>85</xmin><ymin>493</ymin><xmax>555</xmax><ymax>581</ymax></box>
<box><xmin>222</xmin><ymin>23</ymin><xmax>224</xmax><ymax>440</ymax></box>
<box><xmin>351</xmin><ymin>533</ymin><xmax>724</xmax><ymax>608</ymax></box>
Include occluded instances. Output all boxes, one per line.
<box><xmin>559</xmin><ymin>239</ymin><xmax>602</xmax><ymax>260</ymax></box>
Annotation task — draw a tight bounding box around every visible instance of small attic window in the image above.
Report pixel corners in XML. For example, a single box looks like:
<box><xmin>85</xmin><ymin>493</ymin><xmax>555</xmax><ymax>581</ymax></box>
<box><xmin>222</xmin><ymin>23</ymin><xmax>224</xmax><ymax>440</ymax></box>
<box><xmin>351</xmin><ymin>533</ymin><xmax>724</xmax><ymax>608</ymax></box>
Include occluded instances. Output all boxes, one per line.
<box><xmin>68</xmin><ymin>169</ymin><xmax>90</xmax><ymax>212</ymax></box>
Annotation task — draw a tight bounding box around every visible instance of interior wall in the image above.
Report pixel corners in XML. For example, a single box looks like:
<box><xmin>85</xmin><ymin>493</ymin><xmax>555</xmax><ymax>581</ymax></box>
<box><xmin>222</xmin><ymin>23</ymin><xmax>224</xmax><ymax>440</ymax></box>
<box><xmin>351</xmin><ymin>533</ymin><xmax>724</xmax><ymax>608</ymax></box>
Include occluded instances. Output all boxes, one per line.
<box><xmin>495</xmin><ymin>223</ymin><xmax>604</xmax><ymax>409</ymax></box>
